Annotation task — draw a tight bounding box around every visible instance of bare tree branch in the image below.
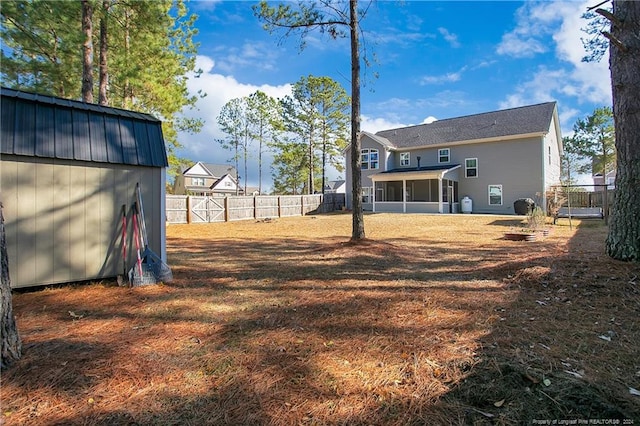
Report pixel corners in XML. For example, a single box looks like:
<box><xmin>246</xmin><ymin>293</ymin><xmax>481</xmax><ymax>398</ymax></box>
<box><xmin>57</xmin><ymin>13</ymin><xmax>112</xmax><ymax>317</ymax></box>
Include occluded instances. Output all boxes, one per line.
<box><xmin>596</xmin><ymin>7</ymin><xmax>622</xmax><ymax>27</ymax></box>
<box><xmin>602</xmin><ymin>30</ymin><xmax>629</xmax><ymax>52</ymax></box>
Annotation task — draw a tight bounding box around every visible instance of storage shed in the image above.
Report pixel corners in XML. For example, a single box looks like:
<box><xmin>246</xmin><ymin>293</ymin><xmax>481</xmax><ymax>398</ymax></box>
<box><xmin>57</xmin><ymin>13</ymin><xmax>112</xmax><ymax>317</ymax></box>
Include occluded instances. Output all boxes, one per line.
<box><xmin>0</xmin><ymin>87</ymin><xmax>168</xmax><ymax>288</ymax></box>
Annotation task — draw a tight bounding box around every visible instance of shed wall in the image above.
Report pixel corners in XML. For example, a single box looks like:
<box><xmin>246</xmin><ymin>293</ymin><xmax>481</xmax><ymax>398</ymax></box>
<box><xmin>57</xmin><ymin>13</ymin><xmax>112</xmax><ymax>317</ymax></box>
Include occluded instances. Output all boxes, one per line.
<box><xmin>1</xmin><ymin>155</ymin><xmax>164</xmax><ymax>288</ymax></box>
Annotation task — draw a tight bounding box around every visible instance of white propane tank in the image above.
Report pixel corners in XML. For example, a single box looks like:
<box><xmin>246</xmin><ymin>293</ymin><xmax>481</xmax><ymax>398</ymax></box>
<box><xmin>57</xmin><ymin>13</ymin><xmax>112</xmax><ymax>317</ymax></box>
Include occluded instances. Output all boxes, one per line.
<box><xmin>461</xmin><ymin>196</ymin><xmax>473</xmax><ymax>214</ymax></box>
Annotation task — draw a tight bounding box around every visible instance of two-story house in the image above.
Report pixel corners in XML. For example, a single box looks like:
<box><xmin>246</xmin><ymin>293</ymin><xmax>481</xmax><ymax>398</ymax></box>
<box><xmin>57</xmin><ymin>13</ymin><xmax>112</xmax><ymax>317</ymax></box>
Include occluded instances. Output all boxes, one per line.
<box><xmin>173</xmin><ymin>162</ymin><xmax>239</xmax><ymax>196</ymax></box>
<box><xmin>345</xmin><ymin>102</ymin><xmax>563</xmax><ymax>214</ymax></box>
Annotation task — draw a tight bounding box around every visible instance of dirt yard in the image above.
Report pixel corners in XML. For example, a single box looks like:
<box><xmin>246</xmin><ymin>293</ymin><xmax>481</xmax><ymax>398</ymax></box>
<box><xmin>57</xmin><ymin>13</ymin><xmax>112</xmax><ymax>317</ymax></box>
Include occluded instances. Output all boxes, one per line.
<box><xmin>3</xmin><ymin>213</ymin><xmax>639</xmax><ymax>425</ymax></box>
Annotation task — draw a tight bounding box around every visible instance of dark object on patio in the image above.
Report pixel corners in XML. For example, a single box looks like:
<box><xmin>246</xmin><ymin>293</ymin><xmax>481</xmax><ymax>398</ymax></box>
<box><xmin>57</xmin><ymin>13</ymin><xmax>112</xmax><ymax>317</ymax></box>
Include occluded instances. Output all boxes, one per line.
<box><xmin>514</xmin><ymin>198</ymin><xmax>535</xmax><ymax>215</ymax></box>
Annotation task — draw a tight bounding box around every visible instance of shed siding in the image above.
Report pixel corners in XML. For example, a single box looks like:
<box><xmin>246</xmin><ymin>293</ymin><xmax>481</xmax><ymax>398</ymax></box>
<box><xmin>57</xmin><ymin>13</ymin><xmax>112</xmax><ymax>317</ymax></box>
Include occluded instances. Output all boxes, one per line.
<box><xmin>2</xmin><ymin>155</ymin><xmax>163</xmax><ymax>288</ymax></box>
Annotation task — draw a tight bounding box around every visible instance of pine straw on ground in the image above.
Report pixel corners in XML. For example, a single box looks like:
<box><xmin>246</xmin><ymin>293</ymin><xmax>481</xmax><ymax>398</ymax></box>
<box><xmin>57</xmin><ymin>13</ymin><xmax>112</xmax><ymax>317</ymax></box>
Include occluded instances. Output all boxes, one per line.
<box><xmin>2</xmin><ymin>213</ymin><xmax>639</xmax><ymax>425</ymax></box>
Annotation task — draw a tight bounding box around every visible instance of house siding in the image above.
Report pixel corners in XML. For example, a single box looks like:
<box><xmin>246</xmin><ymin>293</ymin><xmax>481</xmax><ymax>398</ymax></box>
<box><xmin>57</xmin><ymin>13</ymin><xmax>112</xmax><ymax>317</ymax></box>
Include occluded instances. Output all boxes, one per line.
<box><xmin>452</xmin><ymin>137</ymin><xmax>545</xmax><ymax>213</ymax></box>
<box><xmin>345</xmin><ymin>135</ymin><xmax>390</xmax><ymax>210</ymax></box>
<box><xmin>543</xmin><ymin>116</ymin><xmax>562</xmax><ymax>190</ymax></box>
<box><xmin>347</xmin><ymin>136</ymin><xmax>548</xmax><ymax>214</ymax></box>
<box><xmin>346</xmin><ymin>103</ymin><xmax>562</xmax><ymax>214</ymax></box>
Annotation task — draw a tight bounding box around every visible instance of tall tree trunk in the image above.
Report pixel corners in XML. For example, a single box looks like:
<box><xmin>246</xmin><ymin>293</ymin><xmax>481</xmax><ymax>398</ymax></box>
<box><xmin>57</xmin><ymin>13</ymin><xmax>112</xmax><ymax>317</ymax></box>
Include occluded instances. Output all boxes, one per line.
<box><xmin>350</xmin><ymin>0</ymin><xmax>365</xmax><ymax>240</ymax></box>
<box><xmin>308</xmin><ymin>127</ymin><xmax>314</xmax><ymax>195</ymax></box>
<box><xmin>123</xmin><ymin>8</ymin><xmax>132</xmax><ymax>109</ymax></box>
<box><xmin>243</xmin><ymin>132</ymin><xmax>249</xmax><ymax>195</ymax></box>
<box><xmin>259</xmin><ymin>127</ymin><xmax>263</xmax><ymax>194</ymax></box>
<box><xmin>606</xmin><ymin>0</ymin><xmax>640</xmax><ymax>261</ymax></box>
<box><xmin>322</xmin><ymin>116</ymin><xmax>327</xmax><ymax>195</ymax></box>
<box><xmin>81</xmin><ymin>0</ymin><xmax>93</xmax><ymax>103</ymax></box>
<box><xmin>1</xmin><ymin>203</ymin><xmax>21</xmax><ymax>370</ymax></box>
<box><xmin>98</xmin><ymin>0</ymin><xmax>109</xmax><ymax>106</ymax></box>
<box><xmin>235</xmin><ymin>141</ymin><xmax>239</xmax><ymax>196</ymax></box>
<box><xmin>322</xmin><ymin>138</ymin><xmax>327</xmax><ymax>195</ymax></box>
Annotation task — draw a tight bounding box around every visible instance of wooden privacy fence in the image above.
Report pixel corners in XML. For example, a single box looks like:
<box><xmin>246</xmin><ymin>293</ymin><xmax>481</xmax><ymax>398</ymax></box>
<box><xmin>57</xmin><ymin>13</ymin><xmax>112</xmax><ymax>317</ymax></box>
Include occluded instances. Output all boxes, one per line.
<box><xmin>166</xmin><ymin>193</ymin><xmax>346</xmax><ymax>224</ymax></box>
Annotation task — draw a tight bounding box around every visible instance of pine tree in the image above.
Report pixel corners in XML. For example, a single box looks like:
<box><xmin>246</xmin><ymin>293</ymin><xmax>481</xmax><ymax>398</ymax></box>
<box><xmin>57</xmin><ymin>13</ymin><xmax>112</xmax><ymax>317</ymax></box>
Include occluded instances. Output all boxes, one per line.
<box><xmin>254</xmin><ymin>0</ymin><xmax>366</xmax><ymax>239</ymax></box>
<box><xmin>1</xmin><ymin>0</ymin><xmax>203</xmax><ymax>179</ymax></box>
<box><xmin>246</xmin><ymin>91</ymin><xmax>283</xmax><ymax>194</ymax></box>
<box><xmin>218</xmin><ymin>97</ymin><xmax>251</xmax><ymax>195</ymax></box>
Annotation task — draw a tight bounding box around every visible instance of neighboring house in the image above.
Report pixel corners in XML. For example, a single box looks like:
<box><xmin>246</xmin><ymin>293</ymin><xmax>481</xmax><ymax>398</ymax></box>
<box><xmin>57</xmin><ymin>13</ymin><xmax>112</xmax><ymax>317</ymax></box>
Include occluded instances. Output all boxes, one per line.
<box><xmin>244</xmin><ymin>186</ymin><xmax>260</xmax><ymax>196</ymax></box>
<box><xmin>345</xmin><ymin>102</ymin><xmax>563</xmax><ymax>214</ymax></box>
<box><xmin>173</xmin><ymin>162</ymin><xmax>239</xmax><ymax>196</ymax></box>
<box><xmin>324</xmin><ymin>180</ymin><xmax>346</xmax><ymax>194</ymax></box>
<box><xmin>593</xmin><ymin>169</ymin><xmax>616</xmax><ymax>189</ymax></box>
<box><xmin>1</xmin><ymin>87</ymin><xmax>168</xmax><ymax>288</ymax></box>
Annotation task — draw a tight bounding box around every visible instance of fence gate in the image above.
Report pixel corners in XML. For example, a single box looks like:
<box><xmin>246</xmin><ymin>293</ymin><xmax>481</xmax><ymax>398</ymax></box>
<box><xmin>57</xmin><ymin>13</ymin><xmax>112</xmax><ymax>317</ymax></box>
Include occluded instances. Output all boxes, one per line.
<box><xmin>190</xmin><ymin>196</ymin><xmax>225</xmax><ymax>223</ymax></box>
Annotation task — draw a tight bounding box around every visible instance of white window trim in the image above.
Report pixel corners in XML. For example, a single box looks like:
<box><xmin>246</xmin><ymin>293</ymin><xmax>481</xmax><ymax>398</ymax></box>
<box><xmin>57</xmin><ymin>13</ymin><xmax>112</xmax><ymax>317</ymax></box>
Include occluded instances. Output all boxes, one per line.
<box><xmin>488</xmin><ymin>184</ymin><xmax>503</xmax><ymax>206</ymax></box>
<box><xmin>465</xmin><ymin>158</ymin><xmax>478</xmax><ymax>178</ymax></box>
<box><xmin>192</xmin><ymin>177</ymin><xmax>205</xmax><ymax>186</ymax></box>
<box><xmin>400</xmin><ymin>152</ymin><xmax>410</xmax><ymax>167</ymax></box>
<box><xmin>362</xmin><ymin>148</ymin><xmax>379</xmax><ymax>170</ymax></box>
<box><xmin>438</xmin><ymin>148</ymin><xmax>450</xmax><ymax>163</ymax></box>
<box><xmin>362</xmin><ymin>186</ymin><xmax>373</xmax><ymax>203</ymax></box>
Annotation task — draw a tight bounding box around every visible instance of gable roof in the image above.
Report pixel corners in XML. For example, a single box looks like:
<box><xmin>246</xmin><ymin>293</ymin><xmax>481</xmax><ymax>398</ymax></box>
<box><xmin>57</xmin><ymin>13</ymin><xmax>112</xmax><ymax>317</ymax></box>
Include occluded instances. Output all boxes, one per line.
<box><xmin>0</xmin><ymin>87</ymin><xmax>168</xmax><ymax>167</ymax></box>
<box><xmin>203</xmin><ymin>163</ymin><xmax>237</xmax><ymax>178</ymax></box>
<box><xmin>374</xmin><ymin>102</ymin><xmax>557</xmax><ymax>149</ymax></box>
<box><xmin>182</xmin><ymin>162</ymin><xmax>237</xmax><ymax>178</ymax></box>
<box><xmin>325</xmin><ymin>180</ymin><xmax>345</xmax><ymax>190</ymax></box>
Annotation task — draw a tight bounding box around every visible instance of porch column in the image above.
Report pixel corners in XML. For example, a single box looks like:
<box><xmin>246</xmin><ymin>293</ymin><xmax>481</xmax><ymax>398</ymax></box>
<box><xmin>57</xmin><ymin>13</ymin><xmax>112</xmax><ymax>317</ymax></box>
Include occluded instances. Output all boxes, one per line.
<box><xmin>372</xmin><ymin>179</ymin><xmax>376</xmax><ymax>213</ymax></box>
<box><xmin>402</xmin><ymin>179</ymin><xmax>407</xmax><ymax>213</ymax></box>
<box><xmin>438</xmin><ymin>178</ymin><xmax>443</xmax><ymax>213</ymax></box>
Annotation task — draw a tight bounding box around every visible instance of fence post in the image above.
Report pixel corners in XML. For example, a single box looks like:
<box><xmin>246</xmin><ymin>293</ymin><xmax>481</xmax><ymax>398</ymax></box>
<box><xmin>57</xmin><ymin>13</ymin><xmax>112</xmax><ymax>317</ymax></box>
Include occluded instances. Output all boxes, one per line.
<box><xmin>278</xmin><ymin>196</ymin><xmax>282</xmax><ymax>218</ymax></box>
<box><xmin>224</xmin><ymin>196</ymin><xmax>229</xmax><ymax>222</ymax></box>
<box><xmin>186</xmin><ymin>196</ymin><xmax>192</xmax><ymax>224</ymax></box>
<box><xmin>253</xmin><ymin>195</ymin><xmax>257</xmax><ymax>220</ymax></box>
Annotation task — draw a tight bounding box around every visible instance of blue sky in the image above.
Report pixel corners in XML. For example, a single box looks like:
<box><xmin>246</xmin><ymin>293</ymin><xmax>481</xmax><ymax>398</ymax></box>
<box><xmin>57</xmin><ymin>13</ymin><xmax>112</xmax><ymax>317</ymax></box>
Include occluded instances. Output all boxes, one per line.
<box><xmin>177</xmin><ymin>0</ymin><xmax>611</xmax><ymax>190</ymax></box>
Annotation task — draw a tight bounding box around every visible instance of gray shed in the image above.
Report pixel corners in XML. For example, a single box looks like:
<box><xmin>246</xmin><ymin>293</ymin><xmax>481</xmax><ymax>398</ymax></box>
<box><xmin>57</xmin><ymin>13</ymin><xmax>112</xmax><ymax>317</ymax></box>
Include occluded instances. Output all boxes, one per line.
<box><xmin>0</xmin><ymin>87</ymin><xmax>168</xmax><ymax>288</ymax></box>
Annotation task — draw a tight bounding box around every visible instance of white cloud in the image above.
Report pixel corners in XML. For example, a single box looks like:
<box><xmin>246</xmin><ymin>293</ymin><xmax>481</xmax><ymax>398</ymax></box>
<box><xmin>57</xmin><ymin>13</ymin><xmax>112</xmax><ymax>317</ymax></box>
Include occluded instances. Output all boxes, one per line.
<box><xmin>422</xmin><ymin>116</ymin><xmax>438</xmax><ymax>124</ymax></box>
<box><xmin>214</xmin><ymin>41</ymin><xmax>282</xmax><ymax>74</ymax></box>
<box><xmin>438</xmin><ymin>27</ymin><xmax>461</xmax><ymax>48</ymax></box>
<box><xmin>361</xmin><ymin>115</ymin><xmax>408</xmax><ymax>134</ymax></box>
<box><xmin>496</xmin><ymin>1</ymin><xmax>561</xmax><ymax>58</ymax></box>
<box><xmin>496</xmin><ymin>32</ymin><xmax>547</xmax><ymax>57</ymax></box>
<box><xmin>420</xmin><ymin>66</ymin><xmax>467</xmax><ymax>85</ymax></box>
<box><xmin>499</xmin><ymin>1</ymin><xmax>611</xmax><ymax>116</ymax></box>
<box><xmin>499</xmin><ymin>66</ymin><xmax>568</xmax><ymax>109</ymax></box>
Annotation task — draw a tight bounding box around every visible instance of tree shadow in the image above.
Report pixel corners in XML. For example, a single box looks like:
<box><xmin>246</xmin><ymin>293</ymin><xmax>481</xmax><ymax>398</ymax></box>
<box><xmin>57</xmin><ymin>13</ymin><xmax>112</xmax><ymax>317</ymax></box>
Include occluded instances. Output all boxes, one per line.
<box><xmin>4</xmin><ymin>219</ymin><xmax>639</xmax><ymax>425</ymax></box>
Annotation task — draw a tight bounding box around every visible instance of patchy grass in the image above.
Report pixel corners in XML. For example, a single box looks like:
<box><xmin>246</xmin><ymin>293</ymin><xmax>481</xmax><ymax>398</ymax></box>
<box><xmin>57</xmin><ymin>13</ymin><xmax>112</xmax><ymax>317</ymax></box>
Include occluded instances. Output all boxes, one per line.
<box><xmin>3</xmin><ymin>213</ymin><xmax>639</xmax><ymax>425</ymax></box>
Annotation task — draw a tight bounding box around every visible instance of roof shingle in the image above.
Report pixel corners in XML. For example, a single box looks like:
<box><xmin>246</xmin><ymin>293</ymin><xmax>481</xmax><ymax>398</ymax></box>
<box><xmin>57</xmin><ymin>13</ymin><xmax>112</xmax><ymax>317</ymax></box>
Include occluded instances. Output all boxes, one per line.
<box><xmin>375</xmin><ymin>102</ymin><xmax>557</xmax><ymax>149</ymax></box>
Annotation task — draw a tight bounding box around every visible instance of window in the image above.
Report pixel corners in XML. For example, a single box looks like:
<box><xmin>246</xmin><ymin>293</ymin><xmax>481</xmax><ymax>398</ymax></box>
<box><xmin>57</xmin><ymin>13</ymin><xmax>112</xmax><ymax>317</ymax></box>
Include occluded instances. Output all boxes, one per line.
<box><xmin>465</xmin><ymin>158</ymin><xmax>477</xmax><ymax>178</ymax></box>
<box><xmin>361</xmin><ymin>149</ymin><xmax>379</xmax><ymax>170</ymax></box>
<box><xmin>488</xmin><ymin>185</ymin><xmax>503</xmax><ymax>206</ymax></box>
<box><xmin>548</xmin><ymin>146</ymin><xmax>552</xmax><ymax>165</ymax></box>
<box><xmin>192</xmin><ymin>177</ymin><xmax>205</xmax><ymax>186</ymax></box>
<box><xmin>400</xmin><ymin>152</ymin><xmax>410</xmax><ymax>167</ymax></box>
<box><xmin>438</xmin><ymin>148</ymin><xmax>450</xmax><ymax>163</ymax></box>
<box><xmin>362</xmin><ymin>187</ymin><xmax>373</xmax><ymax>203</ymax></box>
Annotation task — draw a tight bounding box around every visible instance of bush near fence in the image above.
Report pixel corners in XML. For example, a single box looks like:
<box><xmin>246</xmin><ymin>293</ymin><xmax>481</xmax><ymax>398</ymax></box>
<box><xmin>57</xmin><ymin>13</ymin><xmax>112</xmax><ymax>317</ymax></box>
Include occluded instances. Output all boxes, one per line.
<box><xmin>166</xmin><ymin>193</ymin><xmax>346</xmax><ymax>224</ymax></box>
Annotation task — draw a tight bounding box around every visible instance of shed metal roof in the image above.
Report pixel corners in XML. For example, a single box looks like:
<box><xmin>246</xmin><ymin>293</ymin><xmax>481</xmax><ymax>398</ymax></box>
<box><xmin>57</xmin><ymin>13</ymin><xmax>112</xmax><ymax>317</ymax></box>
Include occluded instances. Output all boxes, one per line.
<box><xmin>375</xmin><ymin>102</ymin><xmax>557</xmax><ymax>149</ymax></box>
<box><xmin>0</xmin><ymin>87</ymin><xmax>168</xmax><ymax>167</ymax></box>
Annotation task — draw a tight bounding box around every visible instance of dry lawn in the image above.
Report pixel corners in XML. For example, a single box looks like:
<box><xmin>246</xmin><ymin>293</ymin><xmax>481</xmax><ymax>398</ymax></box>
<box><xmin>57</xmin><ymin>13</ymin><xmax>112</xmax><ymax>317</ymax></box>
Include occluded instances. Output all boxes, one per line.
<box><xmin>2</xmin><ymin>213</ymin><xmax>639</xmax><ymax>425</ymax></box>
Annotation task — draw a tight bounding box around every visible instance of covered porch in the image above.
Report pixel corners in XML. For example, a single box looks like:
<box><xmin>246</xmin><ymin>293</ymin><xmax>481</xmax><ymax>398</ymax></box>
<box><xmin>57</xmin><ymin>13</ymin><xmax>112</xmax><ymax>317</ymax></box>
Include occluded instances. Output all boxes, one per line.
<box><xmin>370</xmin><ymin>165</ymin><xmax>461</xmax><ymax>214</ymax></box>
